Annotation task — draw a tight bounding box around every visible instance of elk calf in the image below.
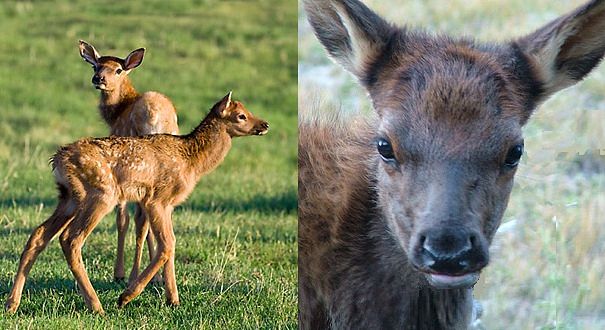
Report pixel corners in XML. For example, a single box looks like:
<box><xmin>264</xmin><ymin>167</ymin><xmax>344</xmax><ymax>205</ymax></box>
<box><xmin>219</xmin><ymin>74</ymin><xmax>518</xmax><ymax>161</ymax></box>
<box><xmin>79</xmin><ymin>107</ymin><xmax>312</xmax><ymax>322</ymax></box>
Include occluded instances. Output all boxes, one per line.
<box><xmin>5</xmin><ymin>92</ymin><xmax>268</xmax><ymax>314</ymax></box>
<box><xmin>79</xmin><ymin>40</ymin><xmax>179</xmax><ymax>283</ymax></box>
<box><xmin>300</xmin><ymin>0</ymin><xmax>605</xmax><ymax>328</ymax></box>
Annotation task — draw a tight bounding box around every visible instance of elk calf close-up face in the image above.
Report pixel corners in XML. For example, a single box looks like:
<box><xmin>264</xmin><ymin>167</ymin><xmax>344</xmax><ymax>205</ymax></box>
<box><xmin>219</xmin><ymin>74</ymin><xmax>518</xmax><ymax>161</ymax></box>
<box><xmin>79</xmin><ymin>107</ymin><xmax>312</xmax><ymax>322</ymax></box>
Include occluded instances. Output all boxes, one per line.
<box><xmin>372</xmin><ymin>50</ymin><xmax>527</xmax><ymax>288</ymax></box>
<box><xmin>300</xmin><ymin>0</ymin><xmax>605</xmax><ymax>328</ymax></box>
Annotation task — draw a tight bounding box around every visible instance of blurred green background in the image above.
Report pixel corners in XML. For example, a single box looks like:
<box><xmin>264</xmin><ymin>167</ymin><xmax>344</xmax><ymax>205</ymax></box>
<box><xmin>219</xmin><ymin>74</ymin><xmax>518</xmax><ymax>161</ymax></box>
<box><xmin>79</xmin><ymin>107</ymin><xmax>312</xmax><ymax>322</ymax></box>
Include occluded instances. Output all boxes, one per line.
<box><xmin>0</xmin><ymin>0</ymin><xmax>296</xmax><ymax>328</ymax></box>
<box><xmin>299</xmin><ymin>0</ymin><xmax>605</xmax><ymax>329</ymax></box>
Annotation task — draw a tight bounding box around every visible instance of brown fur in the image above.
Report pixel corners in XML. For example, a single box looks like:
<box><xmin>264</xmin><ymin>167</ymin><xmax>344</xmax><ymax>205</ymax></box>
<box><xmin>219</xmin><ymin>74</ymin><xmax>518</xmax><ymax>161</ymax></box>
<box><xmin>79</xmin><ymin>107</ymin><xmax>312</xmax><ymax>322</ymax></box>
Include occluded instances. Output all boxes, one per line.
<box><xmin>300</xmin><ymin>0</ymin><xmax>605</xmax><ymax>328</ymax></box>
<box><xmin>79</xmin><ymin>40</ymin><xmax>179</xmax><ymax>284</ymax></box>
<box><xmin>5</xmin><ymin>92</ymin><xmax>269</xmax><ymax>314</ymax></box>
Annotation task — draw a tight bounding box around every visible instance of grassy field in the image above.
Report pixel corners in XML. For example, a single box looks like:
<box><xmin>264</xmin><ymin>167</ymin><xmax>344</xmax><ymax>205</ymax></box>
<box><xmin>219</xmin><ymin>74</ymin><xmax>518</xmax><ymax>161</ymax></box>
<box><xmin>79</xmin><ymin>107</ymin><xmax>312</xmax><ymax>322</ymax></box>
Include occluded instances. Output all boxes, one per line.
<box><xmin>0</xmin><ymin>0</ymin><xmax>297</xmax><ymax>329</ymax></box>
<box><xmin>300</xmin><ymin>0</ymin><xmax>605</xmax><ymax>329</ymax></box>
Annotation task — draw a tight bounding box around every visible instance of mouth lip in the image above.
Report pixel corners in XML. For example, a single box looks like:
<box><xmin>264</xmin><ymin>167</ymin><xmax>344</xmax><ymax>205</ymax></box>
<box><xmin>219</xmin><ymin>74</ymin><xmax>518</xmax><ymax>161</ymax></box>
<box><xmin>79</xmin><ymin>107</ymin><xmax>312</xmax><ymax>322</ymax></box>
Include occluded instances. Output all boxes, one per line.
<box><xmin>94</xmin><ymin>84</ymin><xmax>107</xmax><ymax>90</ymax></box>
<box><xmin>423</xmin><ymin>271</ymin><xmax>480</xmax><ymax>289</ymax></box>
<box><xmin>255</xmin><ymin>129</ymin><xmax>269</xmax><ymax>136</ymax></box>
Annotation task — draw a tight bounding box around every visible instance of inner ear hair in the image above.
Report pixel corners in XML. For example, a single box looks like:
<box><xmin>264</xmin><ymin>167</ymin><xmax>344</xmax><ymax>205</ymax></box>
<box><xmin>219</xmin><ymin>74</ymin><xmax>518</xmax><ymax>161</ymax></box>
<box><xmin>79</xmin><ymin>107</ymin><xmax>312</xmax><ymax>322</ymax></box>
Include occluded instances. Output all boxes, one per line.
<box><xmin>516</xmin><ymin>0</ymin><xmax>605</xmax><ymax>98</ymax></box>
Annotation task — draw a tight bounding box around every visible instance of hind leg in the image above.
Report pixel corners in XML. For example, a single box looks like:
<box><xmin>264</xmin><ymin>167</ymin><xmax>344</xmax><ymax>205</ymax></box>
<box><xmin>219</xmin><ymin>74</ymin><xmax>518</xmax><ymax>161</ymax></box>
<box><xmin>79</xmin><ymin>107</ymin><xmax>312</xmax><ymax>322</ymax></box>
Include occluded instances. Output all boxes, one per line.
<box><xmin>128</xmin><ymin>204</ymin><xmax>162</xmax><ymax>285</ymax></box>
<box><xmin>114</xmin><ymin>202</ymin><xmax>129</xmax><ymax>282</ymax></box>
<box><xmin>5</xmin><ymin>197</ymin><xmax>76</xmax><ymax>314</ymax></box>
<box><xmin>128</xmin><ymin>204</ymin><xmax>148</xmax><ymax>285</ymax></box>
<box><xmin>146</xmin><ymin>221</ymin><xmax>163</xmax><ymax>284</ymax></box>
<box><xmin>59</xmin><ymin>196</ymin><xmax>114</xmax><ymax>314</ymax></box>
<box><xmin>118</xmin><ymin>204</ymin><xmax>175</xmax><ymax>308</ymax></box>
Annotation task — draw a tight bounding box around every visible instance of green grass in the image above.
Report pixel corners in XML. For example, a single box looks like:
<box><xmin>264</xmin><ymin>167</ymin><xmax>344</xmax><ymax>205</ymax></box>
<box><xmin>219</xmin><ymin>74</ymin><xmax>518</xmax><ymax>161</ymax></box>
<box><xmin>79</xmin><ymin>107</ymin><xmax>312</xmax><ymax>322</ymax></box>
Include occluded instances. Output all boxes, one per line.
<box><xmin>0</xmin><ymin>0</ymin><xmax>297</xmax><ymax>328</ymax></box>
<box><xmin>300</xmin><ymin>1</ymin><xmax>605</xmax><ymax>329</ymax></box>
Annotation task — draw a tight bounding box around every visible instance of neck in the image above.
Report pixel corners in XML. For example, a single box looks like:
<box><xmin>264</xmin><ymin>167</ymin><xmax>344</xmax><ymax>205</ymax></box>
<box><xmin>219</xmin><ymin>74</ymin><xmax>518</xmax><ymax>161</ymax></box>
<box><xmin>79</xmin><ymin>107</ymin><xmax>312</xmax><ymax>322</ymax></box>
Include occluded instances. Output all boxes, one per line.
<box><xmin>98</xmin><ymin>78</ymin><xmax>139</xmax><ymax>126</ymax></box>
<box><xmin>185</xmin><ymin>114</ymin><xmax>232</xmax><ymax>177</ymax></box>
<box><xmin>411</xmin><ymin>286</ymin><xmax>472</xmax><ymax>329</ymax></box>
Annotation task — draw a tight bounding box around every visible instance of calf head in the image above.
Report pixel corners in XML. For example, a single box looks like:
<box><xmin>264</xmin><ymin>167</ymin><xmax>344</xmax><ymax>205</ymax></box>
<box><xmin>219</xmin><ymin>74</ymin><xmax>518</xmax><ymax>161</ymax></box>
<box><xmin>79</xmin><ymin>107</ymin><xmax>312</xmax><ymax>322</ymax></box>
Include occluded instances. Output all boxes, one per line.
<box><xmin>211</xmin><ymin>92</ymin><xmax>269</xmax><ymax>137</ymax></box>
<box><xmin>79</xmin><ymin>40</ymin><xmax>145</xmax><ymax>92</ymax></box>
<box><xmin>305</xmin><ymin>0</ymin><xmax>605</xmax><ymax>288</ymax></box>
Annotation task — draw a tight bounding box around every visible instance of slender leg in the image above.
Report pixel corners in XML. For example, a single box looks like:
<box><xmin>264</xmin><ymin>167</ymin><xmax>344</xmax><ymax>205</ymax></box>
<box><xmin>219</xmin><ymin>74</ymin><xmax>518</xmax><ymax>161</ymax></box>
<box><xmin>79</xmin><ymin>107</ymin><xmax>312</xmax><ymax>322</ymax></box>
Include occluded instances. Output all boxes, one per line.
<box><xmin>161</xmin><ymin>207</ymin><xmax>178</xmax><ymax>305</ymax></box>
<box><xmin>114</xmin><ymin>202</ymin><xmax>129</xmax><ymax>282</ymax></box>
<box><xmin>59</xmin><ymin>197</ymin><xmax>114</xmax><ymax>314</ymax></box>
<box><xmin>5</xmin><ymin>198</ymin><xmax>76</xmax><ymax>314</ymax></box>
<box><xmin>128</xmin><ymin>203</ymin><xmax>162</xmax><ymax>285</ymax></box>
<box><xmin>118</xmin><ymin>205</ymin><xmax>174</xmax><ymax>308</ymax></box>
<box><xmin>146</xmin><ymin>223</ymin><xmax>157</xmax><ymax>262</ymax></box>
<box><xmin>146</xmin><ymin>224</ymin><xmax>163</xmax><ymax>284</ymax></box>
<box><xmin>128</xmin><ymin>204</ymin><xmax>148</xmax><ymax>286</ymax></box>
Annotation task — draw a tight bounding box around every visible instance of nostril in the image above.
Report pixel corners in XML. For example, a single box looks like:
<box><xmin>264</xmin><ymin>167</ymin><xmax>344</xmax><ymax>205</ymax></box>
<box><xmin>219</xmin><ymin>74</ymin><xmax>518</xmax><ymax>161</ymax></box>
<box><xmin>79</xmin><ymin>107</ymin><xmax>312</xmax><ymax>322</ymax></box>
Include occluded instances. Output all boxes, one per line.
<box><xmin>420</xmin><ymin>235</ymin><xmax>435</xmax><ymax>257</ymax></box>
<box><xmin>419</xmin><ymin>235</ymin><xmax>426</xmax><ymax>248</ymax></box>
<box><xmin>468</xmin><ymin>234</ymin><xmax>477</xmax><ymax>250</ymax></box>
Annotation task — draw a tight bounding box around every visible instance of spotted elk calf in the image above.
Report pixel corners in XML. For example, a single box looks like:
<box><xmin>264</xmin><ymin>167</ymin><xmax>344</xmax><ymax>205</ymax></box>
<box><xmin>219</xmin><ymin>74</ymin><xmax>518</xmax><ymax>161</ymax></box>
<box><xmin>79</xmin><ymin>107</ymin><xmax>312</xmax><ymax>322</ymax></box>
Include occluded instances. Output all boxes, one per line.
<box><xmin>300</xmin><ymin>0</ymin><xmax>605</xmax><ymax>328</ymax></box>
<box><xmin>5</xmin><ymin>92</ymin><xmax>269</xmax><ymax>314</ymax></box>
<box><xmin>79</xmin><ymin>40</ymin><xmax>179</xmax><ymax>284</ymax></box>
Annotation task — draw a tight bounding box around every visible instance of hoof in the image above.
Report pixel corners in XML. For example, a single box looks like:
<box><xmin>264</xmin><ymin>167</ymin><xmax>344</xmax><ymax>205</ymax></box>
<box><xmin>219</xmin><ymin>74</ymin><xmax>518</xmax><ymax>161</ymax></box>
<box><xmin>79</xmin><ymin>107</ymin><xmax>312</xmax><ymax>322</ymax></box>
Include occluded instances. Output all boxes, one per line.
<box><xmin>166</xmin><ymin>299</ymin><xmax>180</xmax><ymax>307</ymax></box>
<box><xmin>5</xmin><ymin>301</ymin><xmax>19</xmax><ymax>314</ymax></box>
<box><xmin>93</xmin><ymin>307</ymin><xmax>106</xmax><ymax>315</ymax></box>
<box><xmin>117</xmin><ymin>293</ymin><xmax>129</xmax><ymax>308</ymax></box>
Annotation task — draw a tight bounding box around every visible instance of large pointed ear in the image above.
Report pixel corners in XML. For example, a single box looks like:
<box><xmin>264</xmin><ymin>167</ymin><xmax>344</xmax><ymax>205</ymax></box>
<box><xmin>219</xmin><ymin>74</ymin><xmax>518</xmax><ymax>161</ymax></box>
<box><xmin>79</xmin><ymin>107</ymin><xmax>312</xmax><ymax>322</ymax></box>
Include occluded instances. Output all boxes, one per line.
<box><xmin>123</xmin><ymin>48</ymin><xmax>145</xmax><ymax>71</ymax></box>
<box><xmin>303</xmin><ymin>0</ymin><xmax>394</xmax><ymax>80</ymax></box>
<box><xmin>516</xmin><ymin>0</ymin><xmax>605</xmax><ymax>99</ymax></box>
<box><xmin>212</xmin><ymin>91</ymin><xmax>233</xmax><ymax>117</ymax></box>
<box><xmin>79</xmin><ymin>40</ymin><xmax>100</xmax><ymax>66</ymax></box>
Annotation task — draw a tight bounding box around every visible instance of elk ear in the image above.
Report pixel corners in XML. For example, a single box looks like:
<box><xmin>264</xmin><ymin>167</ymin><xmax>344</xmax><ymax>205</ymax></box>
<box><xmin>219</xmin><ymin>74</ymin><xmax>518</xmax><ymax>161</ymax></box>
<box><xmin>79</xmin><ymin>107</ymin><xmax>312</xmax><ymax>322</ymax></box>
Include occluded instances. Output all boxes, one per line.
<box><xmin>124</xmin><ymin>48</ymin><xmax>145</xmax><ymax>71</ymax></box>
<box><xmin>212</xmin><ymin>91</ymin><xmax>233</xmax><ymax>117</ymax></box>
<box><xmin>304</xmin><ymin>0</ymin><xmax>393</xmax><ymax>81</ymax></box>
<box><xmin>79</xmin><ymin>40</ymin><xmax>100</xmax><ymax>66</ymax></box>
<box><xmin>516</xmin><ymin>0</ymin><xmax>605</xmax><ymax>100</ymax></box>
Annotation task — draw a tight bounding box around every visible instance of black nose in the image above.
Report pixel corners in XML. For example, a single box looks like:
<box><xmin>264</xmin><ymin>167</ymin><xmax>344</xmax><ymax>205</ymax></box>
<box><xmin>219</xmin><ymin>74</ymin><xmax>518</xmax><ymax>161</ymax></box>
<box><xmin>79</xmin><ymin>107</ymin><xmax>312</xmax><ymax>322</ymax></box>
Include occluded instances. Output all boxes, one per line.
<box><xmin>260</xmin><ymin>122</ymin><xmax>269</xmax><ymax>130</ymax></box>
<box><xmin>416</xmin><ymin>229</ymin><xmax>487</xmax><ymax>275</ymax></box>
<box><xmin>92</xmin><ymin>75</ymin><xmax>102</xmax><ymax>85</ymax></box>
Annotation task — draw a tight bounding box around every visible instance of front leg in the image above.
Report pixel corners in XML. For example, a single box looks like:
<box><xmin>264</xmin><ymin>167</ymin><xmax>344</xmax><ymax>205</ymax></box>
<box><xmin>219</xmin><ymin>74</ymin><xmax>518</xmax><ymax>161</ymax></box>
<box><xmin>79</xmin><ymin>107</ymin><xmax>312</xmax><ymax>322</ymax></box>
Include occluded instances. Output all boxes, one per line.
<box><xmin>118</xmin><ymin>205</ymin><xmax>176</xmax><ymax>308</ymax></box>
<box><xmin>161</xmin><ymin>207</ymin><xmax>178</xmax><ymax>305</ymax></box>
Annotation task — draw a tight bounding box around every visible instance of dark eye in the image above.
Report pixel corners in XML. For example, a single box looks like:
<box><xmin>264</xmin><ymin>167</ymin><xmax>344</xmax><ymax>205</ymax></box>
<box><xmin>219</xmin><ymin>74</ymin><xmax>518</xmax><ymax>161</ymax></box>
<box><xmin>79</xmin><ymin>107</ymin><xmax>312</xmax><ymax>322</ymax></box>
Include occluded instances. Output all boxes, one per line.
<box><xmin>116</xmin><ymin>68</ymin><xmax>123</xmax><ymax>75</ymax></box>
<box><xmin>504</xmin><ymin>144</ymin><xmax>523</xmax><ymax>168</ymax></box>
<box><xmin>237</xmin><ymin>114</ymin><xmax>247</xmax><ymax>121</ymax></box>
<box><xmin>377</xmin><ymin>138</ymin><xmax>395</xmax><ymax>161</ymax></box>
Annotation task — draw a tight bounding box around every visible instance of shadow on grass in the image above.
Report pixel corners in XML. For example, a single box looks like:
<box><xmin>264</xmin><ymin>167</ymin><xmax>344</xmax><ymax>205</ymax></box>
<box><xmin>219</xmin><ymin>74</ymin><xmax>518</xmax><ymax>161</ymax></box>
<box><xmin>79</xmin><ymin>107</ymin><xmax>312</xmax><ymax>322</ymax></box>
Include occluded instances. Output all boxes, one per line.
<box><xmin>183</xmin><ymin>188</ymin><xmax>298</xmax><ymax>215</ymax></box>
<box><xmin>0</xmin><ymin>275</ymin><xmax>176</xmax><ymax>316</ymax></box>
<box><xmin>0</xmin><ymin>276</ymin><xmax>275</xmax><ymax>317</ymax></box>
<box><xmin>0</xmin><ymin>276</ymin><xmax>117</xmax><ymax>295</ymax></box>
<box><xmin>0</xmin><ymin>196</ymin><xmax>58</xmax><ymax>209</ymax></box>
<box><xmin>0</xmin><ymin>276</ymin><xmax>124</xmax><ymax>315</ymax></box>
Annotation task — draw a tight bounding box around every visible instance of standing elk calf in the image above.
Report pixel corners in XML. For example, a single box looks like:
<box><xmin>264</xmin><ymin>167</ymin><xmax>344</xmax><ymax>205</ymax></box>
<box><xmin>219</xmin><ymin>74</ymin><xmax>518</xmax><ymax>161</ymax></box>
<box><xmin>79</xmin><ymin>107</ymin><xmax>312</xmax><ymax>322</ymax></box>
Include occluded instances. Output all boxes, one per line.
<box><xmin>5</xmin><ymin>92</ymin><xmax>268</xmax><ymax>314</ymax></box>
<box><xmin>79</xmin><ymin>40</ymin><xmax>179</xmax><ymax>284</ymax></box>
<box><xmin>300</xmin><ymin>0</ymin><xmax>605</xmax><ymax>328</ymax></box>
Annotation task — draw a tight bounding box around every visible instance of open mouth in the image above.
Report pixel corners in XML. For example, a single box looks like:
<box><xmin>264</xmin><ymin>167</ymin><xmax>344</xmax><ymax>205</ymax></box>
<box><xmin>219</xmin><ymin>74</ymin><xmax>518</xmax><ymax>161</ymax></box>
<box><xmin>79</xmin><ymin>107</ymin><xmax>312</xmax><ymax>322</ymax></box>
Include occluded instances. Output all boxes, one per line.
<box><xmin>424</xmin><ymin>271</ymin><xmax>480</xmax><ymax>289</ymax></box>
<box><xmin>256</xmin><ymin>129</ymin><xmax>268</xmax><ymax>136</ymax></box>
<box><xmin>94</xmin><ymin>84</ymin><xmax>107</xmax><ymax>90</ymax></box>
